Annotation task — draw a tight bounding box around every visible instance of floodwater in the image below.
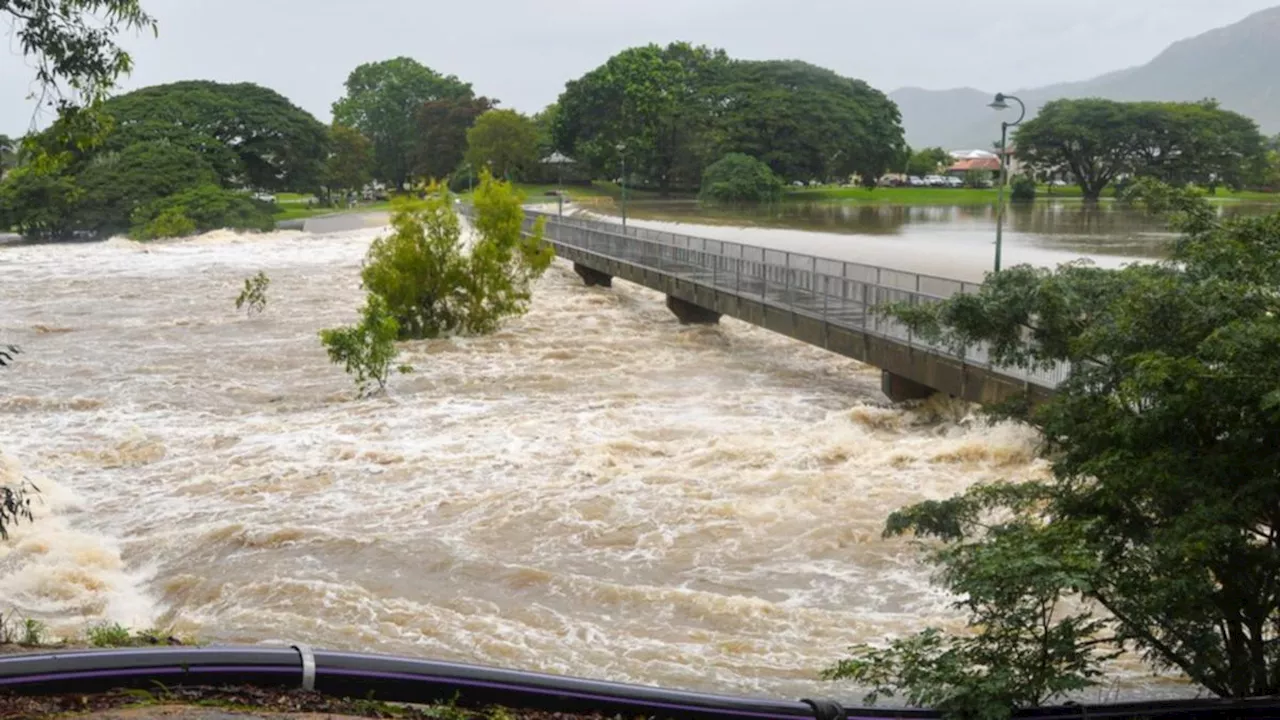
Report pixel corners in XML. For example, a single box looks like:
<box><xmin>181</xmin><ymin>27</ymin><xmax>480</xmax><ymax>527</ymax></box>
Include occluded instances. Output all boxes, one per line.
<box><xmin>589</xmin><ymin>199</ymin><xmax>1278</xmax><ymax>281</ymax></box>
<box><xmin>0</xmin><ymin>213</ymin><xmax>1209</xmax><ymax>703</ymax></box>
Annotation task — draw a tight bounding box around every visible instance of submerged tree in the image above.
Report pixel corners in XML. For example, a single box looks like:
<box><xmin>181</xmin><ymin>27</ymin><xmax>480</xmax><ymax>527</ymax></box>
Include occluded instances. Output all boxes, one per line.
<box><xmin>321</xmin><ymin>171</ymin><xmax>553</xmax><ymax>393</ymax></box>
<box><xmin>826</xmin><ymin>180</ymin><xmax>1280</xmax><ymax>717</ymax></box>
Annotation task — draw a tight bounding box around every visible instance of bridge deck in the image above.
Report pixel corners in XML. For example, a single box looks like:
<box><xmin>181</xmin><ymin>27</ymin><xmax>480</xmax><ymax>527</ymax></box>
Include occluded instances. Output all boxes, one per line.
<box><xmin>514</xmin><ymin>210</ymin><xmax>1065</xmax><ymax>404</ymax></box>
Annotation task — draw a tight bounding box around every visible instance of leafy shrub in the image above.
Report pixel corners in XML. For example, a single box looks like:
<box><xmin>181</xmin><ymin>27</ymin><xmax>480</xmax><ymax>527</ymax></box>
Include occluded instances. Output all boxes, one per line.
<box><xmin>0</xmin><ymin>165</ymin><xmax>81</xmax><ymax>239</ymax></box>
<box><xmin>963</xmin><ymin>169</ymin><xmax>991</xmax><ymax>189</ymax></box>
<box><xmin>319</xmin><ymin>295</ymin><xmax>401</xmax><ymax>397</ymax></box>
<box><xmin>137</xmin><ymin>207</ymin><xmax>197</xmax><ymax>240</ymax></box>
<box><xmin>235</xmin><ymin>271</ymin><xmax>270</xmax><ymax>316</ymax></box>
<box><xmin>699</xmin><ymin>153</ymin><xmax>782</xmax><ymax>203</ymax></box>
<box><xmin>75</xmin><ymin>141</ymin><xmax>218</xmax><ymax>234</ymax></box>
<box><xmin>1010</xmin><ymin>175</ymin><xmax>1037</xmax><ymax>202</ymax></box>
<box><xmin>131</xmin><ymin>185</ymin><xmax>275</xmax><ymax>239</ymax></box>
<box><xmin>361</xmin><ymin>172</ymin><xmax>552</xmax><ymax>339</ymax></box>
<box><xmin>87</xmin><ymin>622</ymin><xmax>132</xmax><ymax>648</ymax></box>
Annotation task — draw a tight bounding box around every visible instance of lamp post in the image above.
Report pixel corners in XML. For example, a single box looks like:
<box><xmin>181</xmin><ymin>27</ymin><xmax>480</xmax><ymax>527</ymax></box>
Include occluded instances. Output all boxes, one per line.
<box><xmin>988</xmin><ymin>92</ymin><xmax>1026</xmax><ymax>273</ymax></box>
<box><xmin>617</xmin><ymin>142</ymin><xmax>628</xmax><ymax>230</ymax></box>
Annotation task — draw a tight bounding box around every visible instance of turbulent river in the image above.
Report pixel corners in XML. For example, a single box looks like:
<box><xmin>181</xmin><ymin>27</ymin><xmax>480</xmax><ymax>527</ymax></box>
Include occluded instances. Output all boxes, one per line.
<box><xmin>0</xmin><ymin>225</ymin><xmax>1182</xmax><ymax>701</ymax></box>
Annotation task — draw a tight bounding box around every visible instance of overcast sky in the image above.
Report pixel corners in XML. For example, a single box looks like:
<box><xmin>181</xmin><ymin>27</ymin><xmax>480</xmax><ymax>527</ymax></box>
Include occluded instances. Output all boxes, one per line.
<box><xmin>3</xmin><ymin>0</ymin><xmax>1278</xmax><ymax>136</ymax></box>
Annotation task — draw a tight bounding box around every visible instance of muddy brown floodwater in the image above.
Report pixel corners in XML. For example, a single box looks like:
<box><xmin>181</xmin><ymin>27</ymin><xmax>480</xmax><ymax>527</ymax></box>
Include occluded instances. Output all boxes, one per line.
<box><xmin>0</xmin><ymin>225</ymin><xmax>1187</xmax><ymax>703</ymax></box>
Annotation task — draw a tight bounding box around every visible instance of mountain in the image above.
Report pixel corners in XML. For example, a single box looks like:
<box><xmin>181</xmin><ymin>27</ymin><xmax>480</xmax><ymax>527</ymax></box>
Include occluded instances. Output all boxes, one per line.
<box><xmin>891</xmin><ymin>5</ymin><xmax>1280</xmax><ymax>150</ymax></box>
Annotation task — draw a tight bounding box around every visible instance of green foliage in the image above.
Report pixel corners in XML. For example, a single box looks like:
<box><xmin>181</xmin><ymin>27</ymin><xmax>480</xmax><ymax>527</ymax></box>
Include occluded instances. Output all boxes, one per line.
<box><xmin>319</xmin><ymin>295</ymin><xmax>401</xmax><ymax>397</ymax></box>
<box><xmin>325</xmin><ymin>124</ymin><xmax>375</xmax><ymax>197</ymax></box>
<box><xmin>464</xmin><ymin>110</ymin><xmax>540</xmax><ymax>181</ymax></box>
<box><xmin>553</xmin><ymin>47</ymin><xmax>905</xmax><ymax>191</ymax></box>
<box><xmin>332</xmin><ymin>57</ymin><xmax>474</xmax><ymax>188</ymax></box>
<box><xmin>0</xmin><ymin>478</ymin><xmax>37</xmax><ymax>540</ymax></box>
<box><xmin>130</xmin><ymin>185</ymin><xmax>275</xmax><ymax>239</ymax></box>
<box><xmin>413</xmin><ymin>96</ymin><xmax>493</xmax><ymax>182</ymax></box>
<box><xmin>22</xmin><ymin>618</ymin><xmax>46</xmax><ymax>646</ymax></box>
<box><xmin>699</xmin><ymin>153</ymin><xmax>782</xmax><ymax>203</ymax></box>
<box><xmin>2</xmin><ymin>1</ymin><xmax>154</xmax><ymax>106</ymax></box>
<box><xmin>907</xmin><ymin>147</ymin><xmax>951</xmax><ymax>177</ymax></box>
<box><xmin>235</xmin><ymin>271</ymin><xmax>270</xmax><ymax>317</ymax></box>
<box><xmin>1016</xmin><ymin>98</ymin><xmax>1268</xmax><ymax>199</ymax></box>
<box><xmin>360</xmin><ymin>172</ymin><xmax>552</xmax><ymax>340</ymax></box>
<box><xmin>1010</xmin><ymin>175</ymin><xmax>1036</xmax><ymax>202</ymax></box>
<box><xmin>855</xmin><ymin>182</ymin><xmax>1280</xmax><ymax>709</ymax></box>
<box><xmin>553</xmin><ymin>43</ymin><xmax>728</xmax><ymax>194</ymax></box>
<box><xmin>137</xmin><ymin>207</ymin><xmax>196</xmax><ymax>240</ymax></box>
<box><xmin>710</xmin><ymin>59</ymin><xmax>905</xmax><ymax>184</ymax></box>
<box><xmin>74</xmin><ymin>140</ymin><xmax>217</xmax><ymax>234</ymax></box>
<box><xmin>963</xmin><ymin>169</ymin><xmax>989</xmax><ymax>189</ymax></box>
<box><xmin>0</xmin><ymin>135</ymin><xmax>16</xmax><ymax>175</ymax></box>
<box><xmin>87</xmin><ymin>621</ymin><xmax>132</xmax><ymax>647</ymax></box>
<box><xmin>98</xmin><ymin>80</ymin><xmax>331</xmax><ymax>192</ymax></box>
<box><xmin>0</xmin><ymin>164</ymin><xmax>80</xmax><ymax>238</ymax></box>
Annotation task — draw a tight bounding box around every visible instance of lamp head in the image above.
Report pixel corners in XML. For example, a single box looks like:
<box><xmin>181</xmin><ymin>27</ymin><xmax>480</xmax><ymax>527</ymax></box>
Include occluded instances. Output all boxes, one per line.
<box><xmin>989</xmin><ymin>93</ymin><xmax>1009</xmax><ymax>111</ymax></box>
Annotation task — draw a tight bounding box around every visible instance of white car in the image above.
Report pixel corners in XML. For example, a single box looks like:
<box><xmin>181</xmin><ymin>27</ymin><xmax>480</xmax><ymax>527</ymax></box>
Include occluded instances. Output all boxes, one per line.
<box><xmin>944</xmin><ymin>176</ymin><xmax>964</xmax><ymax>188</ymax></box>
<box><xmin>924</xmin><ymin>175</ymin><xmax>947</xmax><ymax>187</ymax></box>
<box><xmin>907</xmin><ymin>176</ymin><xmax>925</xmax><ymax>187</ymax></box>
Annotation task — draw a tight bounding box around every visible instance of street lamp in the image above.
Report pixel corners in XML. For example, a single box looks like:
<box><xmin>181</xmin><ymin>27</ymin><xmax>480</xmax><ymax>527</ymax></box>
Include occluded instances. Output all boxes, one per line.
<box><xmin>617</xmin><ymin>142</ymin><xmax>628</xmax><ymax>230</ymax></box>
<box><xmin>989</xmin><ymin>92</ymin><xmax>1026</xmax><ymax>273</ymax></box>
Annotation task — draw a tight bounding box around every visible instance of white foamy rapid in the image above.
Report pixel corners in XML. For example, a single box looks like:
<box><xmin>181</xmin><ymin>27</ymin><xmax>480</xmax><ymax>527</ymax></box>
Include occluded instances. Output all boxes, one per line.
<box><xmin>0</xmin><ymin>225</ymin><xmax>1179</xmax><ymax>701</ymax></box>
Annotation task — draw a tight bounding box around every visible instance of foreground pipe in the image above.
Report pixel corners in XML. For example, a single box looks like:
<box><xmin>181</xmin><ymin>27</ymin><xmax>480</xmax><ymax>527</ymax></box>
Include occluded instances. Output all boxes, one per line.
<box><xmin>0</xmin><ymin>646</ymin><xmax>1276</xmax><ymax>719</ymax></box>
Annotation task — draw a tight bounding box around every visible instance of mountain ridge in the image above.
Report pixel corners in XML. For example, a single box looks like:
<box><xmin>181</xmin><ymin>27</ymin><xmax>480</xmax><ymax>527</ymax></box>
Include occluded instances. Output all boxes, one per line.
<box><xmin>891</xmin><ymin>5</ymin><xmax>1280</xmax><ymax>149</ymax></box>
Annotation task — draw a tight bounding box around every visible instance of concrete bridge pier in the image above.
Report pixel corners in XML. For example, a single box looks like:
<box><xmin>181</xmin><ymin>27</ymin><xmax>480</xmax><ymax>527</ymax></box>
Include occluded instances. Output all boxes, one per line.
<box><xmin>666</xmin><ymin>296</ymin><xmax>722</xmax><ymax>325</ymax></box>
<box><xmin>573</xmin><ymin>263</ymin><xmax>613</xmax><ymax>287</ymax></box>
<box><xmin>881</xmin><ymin>370</ymin><xmax>935</xmax><ymax>403</ymax></box>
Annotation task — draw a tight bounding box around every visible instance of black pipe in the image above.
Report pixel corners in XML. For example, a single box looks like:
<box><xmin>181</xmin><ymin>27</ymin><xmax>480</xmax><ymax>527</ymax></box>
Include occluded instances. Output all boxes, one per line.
<box><xmin>0</xmin><ymin>646</ymin><xmax>1277</xmax><ymax>719</ymax></box>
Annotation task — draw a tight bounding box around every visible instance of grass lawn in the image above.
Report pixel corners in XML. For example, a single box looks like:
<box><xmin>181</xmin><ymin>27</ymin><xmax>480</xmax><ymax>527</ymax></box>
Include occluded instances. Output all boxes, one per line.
<box><xmin>272</xmin><ymin>200</ymin><xmax>391</xmax><ymax>222</ymax></box>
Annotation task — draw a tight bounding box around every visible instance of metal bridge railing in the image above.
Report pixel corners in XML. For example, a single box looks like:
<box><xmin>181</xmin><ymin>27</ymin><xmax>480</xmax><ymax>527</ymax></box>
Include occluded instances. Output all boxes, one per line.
<box><xmin>463</xmin><ymin>205</ymin><xmax>1067</xmax><ymax>389</ymax></box>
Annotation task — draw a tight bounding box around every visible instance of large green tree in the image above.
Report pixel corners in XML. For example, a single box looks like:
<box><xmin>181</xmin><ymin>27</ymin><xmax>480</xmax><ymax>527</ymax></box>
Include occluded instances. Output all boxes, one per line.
<box><xmin>332</xmin><ymin>57</ymin><xmax>473</xmax><ymax>190</ymax></box>
<box><xmin>826</xmin><ymin>181</ymin><xmax>1280</xmax><ymax>717</ymax></box>
<box><xmin>712</xmin><ymin>60</ymin><xmax>905</xmax><ymax>185</ymax></box>
<box><xmin>97</xmin><ymin>81</ymin><xmax>330</xmax><ymax>192</ymax></box>
<box><xmin>412</xmin><ymin>95</ymin><xmax>493</xmax><ymax>182</ymax></box>
<box><xmin>464</xmin><ymin>110</ymin><xmax>539</xmax><ymax>182</ymax></box>
<box><xmin>324</xmin><ymin>124</ymin><xmax>375</xmax><ymax>202</ymax></box>
<box><xmin>1016</xmin><ymin>98</ymin><xmax>1268</xmax><ymax>200</ymax></box>
<box><xmin>552</xmin><ymin>42</ymin><xmax>729</xmax><ymax>194</ymax></box>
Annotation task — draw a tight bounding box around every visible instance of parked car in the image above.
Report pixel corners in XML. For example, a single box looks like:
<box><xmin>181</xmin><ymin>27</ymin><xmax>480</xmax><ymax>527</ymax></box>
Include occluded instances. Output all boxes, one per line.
<box><xmin>944</xmin><ymin>176</ymin><xmax>964</xmax><ymax>188</ymax></box>
<box><xmin>252</xmin><ymin>192</ymin><xmax>277</xmax><ymax>204</ymax></box>
<box><xmin>924</xmin><ymin>175</ymin><xmax>947</xmax><ymax>187</ymax></box>
<box><xmin>907</xmin><ymin>176</ymin><xmax>925</xmax><ymax>187</ymax></box>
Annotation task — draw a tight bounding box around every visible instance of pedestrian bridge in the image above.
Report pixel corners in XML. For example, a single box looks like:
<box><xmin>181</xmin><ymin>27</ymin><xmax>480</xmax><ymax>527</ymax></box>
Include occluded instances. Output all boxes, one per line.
<box><xmin>521</xmin><ymin>210</ymin><xmax>1064</xmax><ymax>405</ymax></box>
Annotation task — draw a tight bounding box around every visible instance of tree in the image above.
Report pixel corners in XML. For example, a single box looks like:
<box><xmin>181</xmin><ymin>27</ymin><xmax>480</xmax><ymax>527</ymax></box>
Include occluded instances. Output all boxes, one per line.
<box><xmin>465</xmin><ymin>110</ymin><xmax>539</xmax><ymax>182</ymax></box>
<box><xmin>74</xmin><ymin>140</ymin><xmax>218</xmax><ymax>234</ymax></box>
<box><xmin>99</xmin><ymin>81</ymin><xmax>330</xmax><ymax>192</ymax></box>
<box><xmin>412</xmin><ymin>96</ymin><xmax>493</xmax><ymax>182</ymax></box>
<box><xmin>325</xmin><ymin>124</ymin><xmax>375</xmax><ymax>202</ymax></box>
<box><xmin>332</xmin><ymin>57</ymin><xmax>473</xmax><ymax>190</ymax></box>
<box><xmin>699</xmin><ymin>153</ymin><xmax>782</xmax><ymax>203</ymax></box>
<box><xmin>0</xmin><ymin>165</ymin><xmax>80</xmax><ymax>238</ymax></box>
<box><xmin>360</xmin><ymin>173</ymin><xmax>552</xmax><ymax>340</ymax></box>
<box><xmin>553</xmin><ymin>43</ymin><xmax>729</xmax><ymax>194</ymax></box>
<box><xmin>1016</xmin><ymin>98</ymin><xmax>1269</xmax><ymax>200</ymax></box>
<box><xmin>828</xmin><ymin>181</ymin><xmax>1280</xmax><ymax>715</ymax></box>
<box><xmin>1014</xmin><ymin>99</ymin><xmax>1136</xmax><ymax>201</ymax></box>
<box><xmin>906</xmin><ymin>147</ymin><xmax>951</xmax><ymax>178</ymax></box>
<box><xmin>711</xmin><ymin>60</ymin><xmax>905</xmax><ymax>185</ymax></box>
